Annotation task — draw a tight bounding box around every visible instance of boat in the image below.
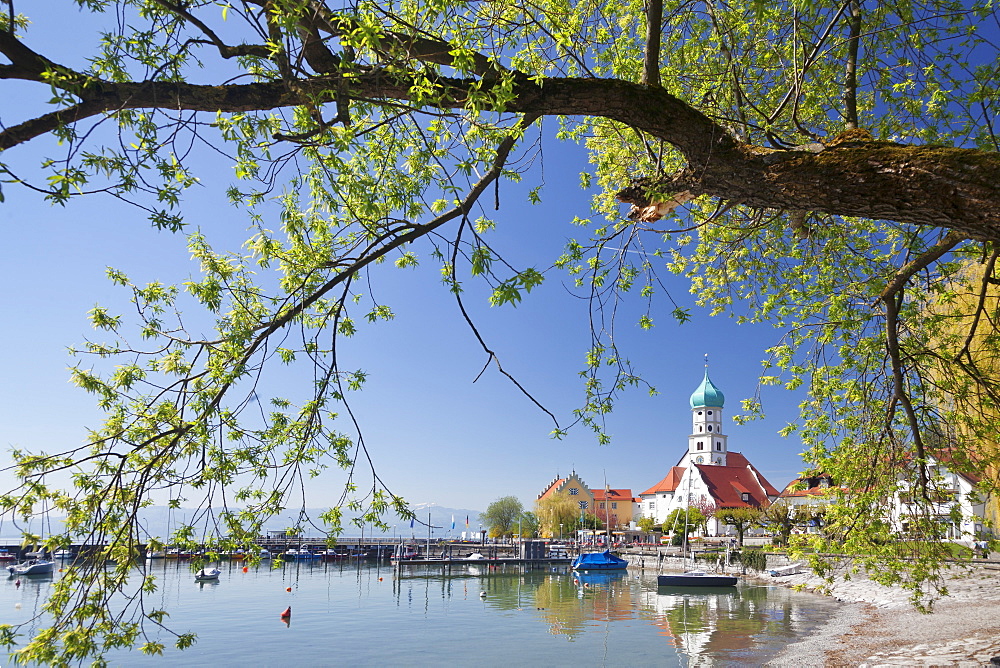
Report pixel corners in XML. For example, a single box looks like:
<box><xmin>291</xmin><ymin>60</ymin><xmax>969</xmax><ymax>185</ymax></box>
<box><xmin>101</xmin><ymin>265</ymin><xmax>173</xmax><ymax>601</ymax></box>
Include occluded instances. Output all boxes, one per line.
<box><xmin>283</xmin><ymin>548</ymin><xmax>319</xmax><ymax>560</ymax></box>
<box><xmin>571</xmin><ymin>549</ymin><xmax>628</xmax><ymax>571</ymax></box>
<box><xmin>572</xmin><ymin>475</ymin><xmax>630</xmax><ymax>572</ymax></box>
<box><xmin>194</xmin><ymin>567</ymin><xmax>221</xmax><ymax>581</ymax></box>
<box><xmin>391</xmin><ymin>544</ymin><xmax>420</xmax><ymax>561</ymax></box>
<box><xmin>658</xmin><ymin>570</ymin><xmax>737</xmax><ymax>587</ymax></box>
<box><xmin>7</xmin><ymin>556</ymin><xmax>55</xmax><ymax>576</ymax></box>
<box><xmin>768</xmin><ymin>562</ymin><xmax>803</xmax><ymax>577</ymax></box>
<box><xmin>658</xmin><ymin>467</ymin><xmax>737</xmax><ymax>588</ymax></box>
<box><xmin>53</xmin><ymin>549</ymin><xmax>75</xmax><ymax>560</ymax></box>
<box><xmin>0</xmin><ymin>550</ymin><xmax>15</xmax><ymax>562</ymax></box>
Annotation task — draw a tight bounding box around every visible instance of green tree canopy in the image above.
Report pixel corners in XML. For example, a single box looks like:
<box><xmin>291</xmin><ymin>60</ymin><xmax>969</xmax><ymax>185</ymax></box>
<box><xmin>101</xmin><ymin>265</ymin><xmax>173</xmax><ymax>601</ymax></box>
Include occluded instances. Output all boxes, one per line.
<box><xmin>535</xmin><ymin>495</ymin><xmax>581</xmax><ymax>538</ymax></box>
<box><xmin>480</xmin><ymin>496</ymin><xmax>524</xmax><ymax>539</ymax></box>
<box><xmin>3</xmin><ymin>0</ymin><xmax>1000</xmax><ymax>660</ymax></box>
<box><xmin>517</xmin><ymin>510</ymin><xmax>540</xmax><ymax>539</ymax></box>
<box><xmin>716</xmin><ymin>507</ymin><xmax>765</xmax><ymax>547</ymax></box>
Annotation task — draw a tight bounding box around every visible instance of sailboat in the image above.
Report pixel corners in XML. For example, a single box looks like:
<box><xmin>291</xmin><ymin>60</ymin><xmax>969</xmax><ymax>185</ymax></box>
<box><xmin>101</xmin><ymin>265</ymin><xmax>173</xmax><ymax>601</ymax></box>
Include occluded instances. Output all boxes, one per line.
<box><xmin>572</xmin><ymin>477</ymin><xmax>628</xmax><ymax>572</ymax></box>
<box><xmin>658</xmin><ymin>468</ymin><xmax>736</xmax><ymax>587</ymax></box>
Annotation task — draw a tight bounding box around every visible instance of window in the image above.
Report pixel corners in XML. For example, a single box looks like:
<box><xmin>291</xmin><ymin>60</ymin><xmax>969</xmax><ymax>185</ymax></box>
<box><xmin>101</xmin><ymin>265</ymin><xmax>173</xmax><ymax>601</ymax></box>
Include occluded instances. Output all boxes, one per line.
<box><xmin>569</xmin><ymin>488</ymin><xmax>579</xmax><ymax>495</ymax></box>
<box><xmin>697</xmin><ymin>441</ymin><xmax>703</xmax><ymax>450</ymax></box>
<box><xmin>698</xmin><ymin>426</ymin><xmax>703</xmax><ymax>432</ymax></box>
<box><xmin>698</xmin><ymin>411</ymin><xmax>703</xmax><ymax>415</ymax></box>
<box><xmin>716</xmin><ymin>442</ymin><xmax>721</xmax><ymax>450</ymax></box>
<box><xmin>707</xmin><ymin>410</ymin><xmax>713</xmax><ymax>415</ymax></box>
<box><xmin>708</xmin><ymin>425</ymin><xmax>713</xmax><ymax>432</ymax></box>
<box><xmin>611</xmin><ymin>502</ymin><xmax>617</xmax><ymax>509</ymax></box>
<box><xmin>649</xmin><ymin>502</ymin><xmax>656</xmax><ymax>511</ymax></box>
<box><xmin>741</xmin><ymin>492</ymin><xmax>750</xmax><ymax>502</ymax></box>
<box><xmin>599</xmin><ymin>502</ymin><xmax>605</xmax><ymax>509</ymax></box>
<box><xmin>579</xmin><ymin>500</ymin><xmax>588</xmax><ymax>509</ymax></box>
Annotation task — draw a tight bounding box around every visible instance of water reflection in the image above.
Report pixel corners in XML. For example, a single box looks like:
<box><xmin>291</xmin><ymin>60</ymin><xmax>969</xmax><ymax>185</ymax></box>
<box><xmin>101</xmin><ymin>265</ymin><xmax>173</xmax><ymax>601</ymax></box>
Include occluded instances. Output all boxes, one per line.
<box><xmin>3</xmin><ymin>560</ymin><xmax>837</xmax><ymax>666</ymax></box>
<box><xmin>391</xmin><ymin>564</ymin><xmax>836</xmax><ymax>665</ymax></box>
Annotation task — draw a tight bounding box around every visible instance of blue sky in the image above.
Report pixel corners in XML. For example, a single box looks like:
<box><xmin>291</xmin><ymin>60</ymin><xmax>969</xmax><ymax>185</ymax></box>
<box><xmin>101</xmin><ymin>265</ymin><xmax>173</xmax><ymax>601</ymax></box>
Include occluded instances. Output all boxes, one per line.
<box><xmin>0</xmin><ymin>3</ymin><xmax>811</xmax><ymax>518</ymax></box>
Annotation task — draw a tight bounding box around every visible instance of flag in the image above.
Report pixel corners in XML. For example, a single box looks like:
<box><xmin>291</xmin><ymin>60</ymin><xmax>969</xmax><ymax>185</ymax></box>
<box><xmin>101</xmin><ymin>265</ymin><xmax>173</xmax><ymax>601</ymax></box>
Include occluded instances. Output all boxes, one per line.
<box><xmin>465</xmin><ymin>515</ymin><xmax>469</xmax><ymax>529</ymax></box>
<box><xmin>410</xmin><ymin>517</ymin><xmax>415</xmax><ymax>528</ymax></box>
<box><xmin>451</xmin><ymin>515</ymin><xmax>455</xmax><ymax>530</ymax></box>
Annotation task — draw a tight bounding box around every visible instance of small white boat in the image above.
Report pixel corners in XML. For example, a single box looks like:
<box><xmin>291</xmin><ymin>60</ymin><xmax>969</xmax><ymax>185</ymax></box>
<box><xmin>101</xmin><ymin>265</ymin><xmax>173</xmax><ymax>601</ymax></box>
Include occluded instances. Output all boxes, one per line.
<box><xmin>767</xmin><ymin>563</ymin><xmax>802</xmax><ymax>577</ymax></box>
<box><xmin>194</xmin><ymin>567</ymin><xmax>221</xmax><ymax>581</ymax></box>
<box><xmin>7</xmin><ymin>558</ymin><xmax>55</xmax><ymax>577</ymax></box>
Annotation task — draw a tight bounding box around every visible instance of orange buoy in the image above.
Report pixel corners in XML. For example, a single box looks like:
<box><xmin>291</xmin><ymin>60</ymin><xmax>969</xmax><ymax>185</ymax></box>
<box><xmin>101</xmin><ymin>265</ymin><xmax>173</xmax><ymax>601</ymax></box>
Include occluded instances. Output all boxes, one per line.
<box><xmin>285</xmin><ymin>586</ymin><xmax>292</xmax><ymax>592</ymax></box>
<box><xmin>242</xmin><ymin>566</ymin><xmax>249</xmax><ymax>573</ymax></box>
<box><xmin>378</xmin><ymin>577</ymin><xmax>383</xmax><ymax>581</ymax></box>
<box><xmin>280</xmin><ymin>606</ymin><xmax>291</xmax><ymax>618</ymax></box>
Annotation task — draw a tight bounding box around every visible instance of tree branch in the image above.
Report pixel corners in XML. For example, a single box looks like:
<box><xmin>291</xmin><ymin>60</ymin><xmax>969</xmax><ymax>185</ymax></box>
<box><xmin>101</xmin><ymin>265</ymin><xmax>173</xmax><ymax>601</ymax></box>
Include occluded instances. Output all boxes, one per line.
<box><xmin>642</xmin><ymin>0</ymin><xmax>663</xmax><ymax>87</ymax></box>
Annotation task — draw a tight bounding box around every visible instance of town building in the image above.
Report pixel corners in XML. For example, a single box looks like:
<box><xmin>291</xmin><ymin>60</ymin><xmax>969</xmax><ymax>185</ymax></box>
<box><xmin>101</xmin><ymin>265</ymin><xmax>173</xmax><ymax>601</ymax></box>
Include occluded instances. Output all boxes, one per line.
<box><xmin>889</xmin><ymin>453</ymin><xmax>988</xmax><ymax>540</ymax></box>
<box><xmin>638</xmin><ymin>368</ymin><xmax>780</xmax><ymax>536</ymax></box>
<box><xmin>536</xmin><ymin>472</ymin><xmax>640</xmax><ymax>537</ymax></box>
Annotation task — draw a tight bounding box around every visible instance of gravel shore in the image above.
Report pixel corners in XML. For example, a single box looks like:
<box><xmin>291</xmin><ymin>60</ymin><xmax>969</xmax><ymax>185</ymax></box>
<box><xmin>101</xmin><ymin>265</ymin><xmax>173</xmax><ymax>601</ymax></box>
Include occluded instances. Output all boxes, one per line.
<box><xmin>763</xmin><ymin>561</ymin><xmax>1000</xmax><ymax>666</ymax></box>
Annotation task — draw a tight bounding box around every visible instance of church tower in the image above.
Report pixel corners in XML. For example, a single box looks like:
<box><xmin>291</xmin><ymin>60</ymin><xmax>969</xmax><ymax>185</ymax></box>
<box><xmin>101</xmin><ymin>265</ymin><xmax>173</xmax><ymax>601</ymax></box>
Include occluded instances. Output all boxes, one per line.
<box><xmin>687</xmin><ymin>365</ymin><xmax>728</xmax><ymax>467</ymax></box>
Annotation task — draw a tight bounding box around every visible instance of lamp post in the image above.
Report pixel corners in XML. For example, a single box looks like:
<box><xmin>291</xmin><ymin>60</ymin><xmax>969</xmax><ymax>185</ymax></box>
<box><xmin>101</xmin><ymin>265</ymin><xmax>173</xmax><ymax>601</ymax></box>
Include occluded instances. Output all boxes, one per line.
<box><xmin>559</xmin><ymin>523</ymin><xmax>563</xmax><ymax>542</ymax></box>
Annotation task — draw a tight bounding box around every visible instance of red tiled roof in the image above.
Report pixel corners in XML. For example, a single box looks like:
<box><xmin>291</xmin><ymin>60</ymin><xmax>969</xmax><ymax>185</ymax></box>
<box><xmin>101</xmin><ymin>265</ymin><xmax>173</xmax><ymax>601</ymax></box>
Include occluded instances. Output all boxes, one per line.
<box><xmin>779</xmin><ymin>473</ymin><xmax>838</xmax><ymax>498</ymax></box>
<box><xmin>640</xmin><ymin>467</ymin><xmax>685</xmax><ymax>496</ymax></box>
<box><xmin>537</xmin><ymin>478</ymin><xmax>566</xmax><ymax>500</ymax></box>
<box><xmin>695</xmin><ymin>452</ymin><xmax>780</xmax><ymax>508</ymax></box>
<box><xmin>592</xmin><ymin>488</ymin><xmax>632</xmax><ymax>501</ymax></box>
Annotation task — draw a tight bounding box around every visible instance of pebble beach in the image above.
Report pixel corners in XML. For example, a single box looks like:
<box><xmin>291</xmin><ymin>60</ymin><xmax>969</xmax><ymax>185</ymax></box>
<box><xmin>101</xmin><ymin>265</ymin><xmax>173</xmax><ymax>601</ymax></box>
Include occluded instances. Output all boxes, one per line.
<box><xmin>763</xmin><ymin>560</ymin><xmax>1000</xmax><ymax>667</ymax></box>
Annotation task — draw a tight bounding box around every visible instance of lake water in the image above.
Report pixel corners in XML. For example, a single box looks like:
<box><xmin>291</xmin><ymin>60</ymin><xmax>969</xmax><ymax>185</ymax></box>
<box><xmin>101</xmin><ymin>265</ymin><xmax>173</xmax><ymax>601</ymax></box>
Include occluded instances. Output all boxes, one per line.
<box><xmin>3</xmin><ymin>558</ymin><xmax>839</xmax><ymax>666</ymax></box>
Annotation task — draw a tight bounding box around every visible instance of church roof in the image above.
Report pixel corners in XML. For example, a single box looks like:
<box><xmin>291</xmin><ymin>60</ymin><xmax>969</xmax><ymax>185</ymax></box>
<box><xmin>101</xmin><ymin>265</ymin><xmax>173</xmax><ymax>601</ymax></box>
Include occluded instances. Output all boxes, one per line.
<box><xmin>639</xmin><ymin>467</ymin><xmax>686</xmax><ymax>496</ymax></box>
<box><xmin>696</xmin><ymin>452</ymin><xmax>780</xmax><ymax>508</ymax></box>
<box><xmin>689</xmin><ymin>369</ymin><xmax>725</xmax><ymax>408</ymax></box>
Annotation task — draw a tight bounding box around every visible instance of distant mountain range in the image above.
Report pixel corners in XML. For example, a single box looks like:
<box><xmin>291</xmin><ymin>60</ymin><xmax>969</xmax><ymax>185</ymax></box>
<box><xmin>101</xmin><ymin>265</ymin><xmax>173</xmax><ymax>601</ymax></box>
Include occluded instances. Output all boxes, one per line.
<box><xmin>7</xmin><ymin>503</ymin><xmax>484</xmax><ymax>542</ymax></box>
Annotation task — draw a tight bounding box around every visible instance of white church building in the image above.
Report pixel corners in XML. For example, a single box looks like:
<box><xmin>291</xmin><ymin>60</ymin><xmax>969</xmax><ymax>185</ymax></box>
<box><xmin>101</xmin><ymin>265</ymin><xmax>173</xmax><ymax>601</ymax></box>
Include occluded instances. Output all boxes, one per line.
<box><xmin>638</xmin><ymin>368</ymin><xmax>780</xmax><ymax>536</ymax></box>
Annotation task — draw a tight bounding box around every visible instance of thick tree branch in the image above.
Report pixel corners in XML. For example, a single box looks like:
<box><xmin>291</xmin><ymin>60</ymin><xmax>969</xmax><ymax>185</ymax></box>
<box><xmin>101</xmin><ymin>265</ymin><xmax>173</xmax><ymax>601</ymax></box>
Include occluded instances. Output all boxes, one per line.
<box><xmin>3</xmin><ymin>62</ymin><xmax>999</xmax><ymax>241</ymax></box>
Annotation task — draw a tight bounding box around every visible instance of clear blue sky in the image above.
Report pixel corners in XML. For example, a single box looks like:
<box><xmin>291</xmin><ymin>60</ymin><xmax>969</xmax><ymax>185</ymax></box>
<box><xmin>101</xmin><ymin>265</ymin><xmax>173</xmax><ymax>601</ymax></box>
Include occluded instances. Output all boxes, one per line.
<box><xmin>0</xmin><ymin>3</ymin><xmax>810</xmax><ymax>517</ymax></box>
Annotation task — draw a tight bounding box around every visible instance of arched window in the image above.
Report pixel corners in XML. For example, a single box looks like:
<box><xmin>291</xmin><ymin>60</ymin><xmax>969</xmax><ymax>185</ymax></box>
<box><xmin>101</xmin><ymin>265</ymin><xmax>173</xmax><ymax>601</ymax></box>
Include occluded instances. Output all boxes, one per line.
<box><xmin>697</xmin><ymin>441</ymin><xmax>703</xmax><ymax>450</ymax></box>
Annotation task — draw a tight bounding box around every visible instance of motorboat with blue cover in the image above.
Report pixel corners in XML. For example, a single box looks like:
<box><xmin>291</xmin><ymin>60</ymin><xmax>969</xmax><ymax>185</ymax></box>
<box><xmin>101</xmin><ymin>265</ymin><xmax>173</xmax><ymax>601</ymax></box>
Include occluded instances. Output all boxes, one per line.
<box><xmin>571</xmin><ymin>550</ymin><xmax>628</xmax><ymax>571</ymax></box>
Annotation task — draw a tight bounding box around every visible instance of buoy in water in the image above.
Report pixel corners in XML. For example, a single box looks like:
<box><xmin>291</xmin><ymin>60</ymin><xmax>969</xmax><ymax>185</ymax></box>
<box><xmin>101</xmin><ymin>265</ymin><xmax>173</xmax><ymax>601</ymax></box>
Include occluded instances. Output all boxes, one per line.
<box><xmin>479</xmin><ymin>591</ymin><xmax>486</xmax><ymax>598</ymax></box>
<box><xmin>280</xmin><ymin>606</ymin><xmax>291</xmax><ymax>618</ymax></box>
<box><xmin>242</xmin><ymin>566</ymin><xmax>249</xmax><ymax>573</ymax></box>
<box><xmin>285</xmin><ymin>586</ymin><xmax>292</xmax><ymax>592</ymax></box>
<box><xmin>378</xmin><ymin>577</ymin><xmax>383</xmax><ymax>581</ymax></box>
<box><xmin>14</xmin><ymin>579</ymin><xmax>20</xmax><ymax>588</ymax></box>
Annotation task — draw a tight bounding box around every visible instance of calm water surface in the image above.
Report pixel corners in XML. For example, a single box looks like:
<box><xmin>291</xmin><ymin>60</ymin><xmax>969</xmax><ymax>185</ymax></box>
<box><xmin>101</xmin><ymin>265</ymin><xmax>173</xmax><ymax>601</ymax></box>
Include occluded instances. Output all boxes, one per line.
<box><xmin>3</xmin><ymin>559</ymin><xmax>839</xmax><ymax>666</ymax></box>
